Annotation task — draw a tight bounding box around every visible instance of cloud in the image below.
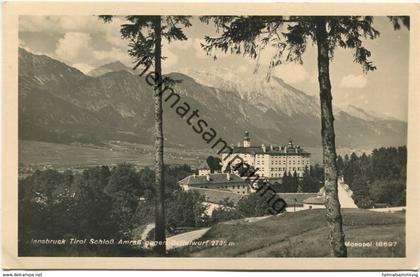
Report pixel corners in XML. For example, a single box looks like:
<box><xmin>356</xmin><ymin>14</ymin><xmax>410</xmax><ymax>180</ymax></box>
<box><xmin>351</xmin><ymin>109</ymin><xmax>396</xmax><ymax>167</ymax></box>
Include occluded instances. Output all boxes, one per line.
<box><xmin>272</xmin><ymin>63</ymin><xmax>309</xmax><ymax>84</ymax></box>
<box><xmin>22</xmin><ymin>16</ymin><xmax>211</xmax><ymax>73</ymax></box>
<box><xmin>53</xmin><ymin>30</ymin><xmax>132</xmax><ymax>71</ymax></box>
<box><xmin>21</xmin><ymin>15</ymin><xmax>132</xmax><ymax>69</ymax></box>
<box><xmin>160</xmin><ymin>38</ymin><xmax>208</xmax><ymax>71</ymax></box>
<box><xmin>72</xmin><ymin>63</ymin><xmax>94</xmax><ymax>74</ymax></box>
<box><xmin>165</xmin><ymin>38</ymin><xmax>193</xmax><ymax>50</ymax></box>
<box><xmin>339</xmin><ymin>74</ymin><xmax>368</xmax><ymax>88</ymax></box>
<box><xmin>19</xmin><ymin>15</ymin><xmax>122</xmax><ymax>35</ymax></box>
<box><xmin>192</xmin><ymin>39</ymin><xmax>208</xmax><ymax>59</ymax></box>
<box><xmin>162</xmin><ymin>49</ymin><xmax>179</xmax><ymax>71</ymax></box>
<box><xmin>153</xmin><ymin>40</ymin><xmax>184</xmax><ymax>71</ymax></box>
<box><xmin>164</xmin><ymin>38</ymin><xmax>208</xmax><ymax>59</ymax></box>
<box><xmin>19</xmin><ymin>38</ymin><xmax>43</xmax><ymax>55</ymax></box>
<box><xmin>101</xmin><ymin>17</ymin><xmax>128</xmax><ymax>48</ymax></box>
<box><xmin>55</xmin><ymin>32</ymin><xmax>92</xmax><ymax>62</ymax></box>
<box><xmin>92</xmin><ymin>47</ymin><xmax>131</xmax><ymax>66</ymax></box>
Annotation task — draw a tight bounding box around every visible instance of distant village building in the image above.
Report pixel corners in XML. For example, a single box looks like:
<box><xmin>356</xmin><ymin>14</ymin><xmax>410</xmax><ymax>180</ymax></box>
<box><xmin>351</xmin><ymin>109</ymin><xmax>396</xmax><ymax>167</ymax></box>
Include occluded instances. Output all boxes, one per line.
<box><xmin>198</xmin><ymin>168</ymin><xmax>211</xmax><ymax>176</ymax></box>
<box><xmin>178</xmin><ymin>173</ymin><xmax>249</xmax><ymax>215</ymax></box>
<box><xmin>178</xmin><ymin>173</ymin><xmax>250</xmax><ymax>195</ymax></box>
<box><xmin>197</xmin><ymin>161</ymin><xmax>212</xmax><ymax>176</ymax></box>
<box><xmin>177</xmin><ymin>173</ymin><xmax>357</xmax><ymax>215</ymax></box>
<box><xmin>278</xmin><ymin>192</ymin><xmax>319</xmax><ymax>212</ymax></box>
<box><xmin>221</xmin><ymin>131</ymin><xmax>311</xmax><ymax>178</ymax></box>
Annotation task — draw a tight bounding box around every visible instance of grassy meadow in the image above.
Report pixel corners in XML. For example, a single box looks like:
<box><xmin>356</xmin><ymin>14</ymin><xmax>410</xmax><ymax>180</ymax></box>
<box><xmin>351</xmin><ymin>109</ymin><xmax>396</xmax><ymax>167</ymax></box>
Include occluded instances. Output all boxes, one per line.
<box><xmin>173</xmin><ymin>209</ymin><xmax>405</xmax><ymax>257</ymax></box>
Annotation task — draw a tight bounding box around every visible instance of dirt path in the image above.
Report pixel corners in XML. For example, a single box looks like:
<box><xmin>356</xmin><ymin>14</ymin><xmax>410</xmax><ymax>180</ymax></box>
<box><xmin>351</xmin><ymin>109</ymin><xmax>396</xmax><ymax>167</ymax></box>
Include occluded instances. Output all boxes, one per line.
<box><xmin>166</xmin><ymin>227</ymin><xmax>211</xmax><ymax>250</ymax></box>
<box><xmin>138</xmin><ymin>215</ymin><xmax>273</xmax><ymax>250</ymax></box>
<box><xmin>141</xmin><ymin>223</ymin><xmax>155</xmax><ymax>240</ymax></box>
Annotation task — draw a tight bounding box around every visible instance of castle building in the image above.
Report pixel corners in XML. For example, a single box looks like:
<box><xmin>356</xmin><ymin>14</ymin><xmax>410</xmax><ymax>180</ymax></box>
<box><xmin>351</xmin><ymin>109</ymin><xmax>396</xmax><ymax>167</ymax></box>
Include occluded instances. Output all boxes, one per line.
<box><xmin>221</xmin><ymin>131</ymin><xmax>311</xmax><ymax>178</ymax></box>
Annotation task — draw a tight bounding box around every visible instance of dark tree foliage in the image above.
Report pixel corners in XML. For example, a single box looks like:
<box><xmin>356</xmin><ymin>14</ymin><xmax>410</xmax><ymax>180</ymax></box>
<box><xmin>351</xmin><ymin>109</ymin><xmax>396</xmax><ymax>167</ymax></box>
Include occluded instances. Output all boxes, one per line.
<box><xmin>237</xmin><ymin>192</ymin><xmax>274</xmax><ymax>217</ymax></box>
<box><xmin>233</xmin><ymin>162</ymin><xmax>256</xmax><ymax>177</ymax></box>
<box><xmin>208</xmin><ymin>185</ymin><xmax>290</xmax><ymax>223</ymax></box>
<box><xmin>166</xmin><ymin>190</ymin><xmax>208</xmax><ymax>230</ymax></box>
<box><xmin>271</xmin><ymin>166</ymin><xmax>323</xmax><ymax>193</ymax></box>
<box><xmin>206</xmin><ymin>156</ymin><xmax>222</xmax><ymax>173</ymax></box>
<box><xmin>18</xmin><ymin>164</ymin><xmax>196</xmax><ymax>256</ymax></box>
<box><xmin>105</xmin><ymin>163</ymin><xmax>143</xmax><ymax>196</ymax></box>
<box><xmin>209</xmin><ymin>198</ymin><xmax>242</xmax><ymax>224</ymax></box>
<box><xmin>300</xmin><ymin>166</ymin><xmax>324</xmax><ymax>193</ymax></box>
<box><xmin>207</xmin><ymin>194</ymin><xmax>272</xmax><ymax>224</ymax></box>
<box><xmin>337</xmin><ymin>146</ymin><xmax>406</xmax><ymax>208</ymax></box>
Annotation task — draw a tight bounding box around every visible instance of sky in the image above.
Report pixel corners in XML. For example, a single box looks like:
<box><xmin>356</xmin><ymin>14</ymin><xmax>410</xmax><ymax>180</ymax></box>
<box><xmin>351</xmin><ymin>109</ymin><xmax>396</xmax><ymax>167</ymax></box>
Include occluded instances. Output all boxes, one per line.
<box><xmin>19</xmin><ymin>16</ymin><xmax>409</xmax><ymax>121</ymax></box>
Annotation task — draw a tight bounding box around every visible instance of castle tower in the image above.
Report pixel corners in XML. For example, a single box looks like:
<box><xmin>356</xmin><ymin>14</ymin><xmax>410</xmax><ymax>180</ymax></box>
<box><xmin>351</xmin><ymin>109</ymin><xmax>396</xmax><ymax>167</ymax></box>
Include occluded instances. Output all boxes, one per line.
<box><xmin>243</xmin><ymin>131</ymin><xmax>251</xmax><ymax>147</ymax></box>
<box><xmin>288</xmin><ymin>138</ymin><xmax>293</xmax><ymax>148</ymax></box>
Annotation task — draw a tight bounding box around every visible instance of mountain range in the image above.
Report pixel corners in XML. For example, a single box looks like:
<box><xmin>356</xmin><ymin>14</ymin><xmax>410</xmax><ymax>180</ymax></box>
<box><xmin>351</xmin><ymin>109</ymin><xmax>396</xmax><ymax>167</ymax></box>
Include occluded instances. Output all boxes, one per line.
<box><xmin>18</xmin><ymin>48</ymin><xmax>407</xmax><ymax>149</ymax></box>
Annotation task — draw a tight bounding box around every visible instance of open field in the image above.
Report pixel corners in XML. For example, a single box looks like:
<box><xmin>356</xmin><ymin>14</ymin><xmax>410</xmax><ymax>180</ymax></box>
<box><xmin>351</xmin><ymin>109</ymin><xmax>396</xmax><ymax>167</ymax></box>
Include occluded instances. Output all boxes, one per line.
<box><xmin>19</xmin><ymin>140</ymin><xmax>371</xmax><ymax>170</ymax></box>
<box><xmin>19</xmin><ymin>140</ymin><xmax>213</xmax><ymax>169</ymax></box>
<box><xmin>173</xmin><ymin>209</ymin><xmax>405</xmax><ymax>257</ymax></box>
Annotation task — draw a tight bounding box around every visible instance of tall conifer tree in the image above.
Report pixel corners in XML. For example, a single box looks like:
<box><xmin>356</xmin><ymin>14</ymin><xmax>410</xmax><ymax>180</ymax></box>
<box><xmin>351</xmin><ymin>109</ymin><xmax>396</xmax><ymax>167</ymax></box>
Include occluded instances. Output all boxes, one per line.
<box><xmin>200</xmin><ymin>15</ymin><xmax>408</xmax><ymax>256</ymax></box>
<box><xmin>100</xmin><ymin>15</ymin><xmax>191</xmax><ymax>256</ymax></box>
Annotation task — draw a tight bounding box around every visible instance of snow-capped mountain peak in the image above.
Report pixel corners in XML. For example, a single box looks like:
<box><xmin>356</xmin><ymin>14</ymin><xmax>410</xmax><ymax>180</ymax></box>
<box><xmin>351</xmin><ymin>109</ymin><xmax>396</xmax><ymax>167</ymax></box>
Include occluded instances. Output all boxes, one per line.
<box><xmin>179</xmin><ymin>67</ymin><xmax>320</xmax><ymax>117</ymax></box>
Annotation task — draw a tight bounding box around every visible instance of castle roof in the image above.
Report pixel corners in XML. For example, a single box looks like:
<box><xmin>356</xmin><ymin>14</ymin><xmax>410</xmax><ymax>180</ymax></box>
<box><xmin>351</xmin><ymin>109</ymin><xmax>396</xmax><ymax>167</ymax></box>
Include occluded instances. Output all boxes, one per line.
<box><xmin>277</xmin><ymin>193</ymin><xmax>319</xmax><ymax>207</ymax></box>
<box><xmin>188</xmin><ymin>187</ymin><xmax>244</xmax><ymax>205</ymax></box>
<box><xmin>231</xmin><ymin>145</ymin><xmax>310</xmax><ymax>156</ymax></box>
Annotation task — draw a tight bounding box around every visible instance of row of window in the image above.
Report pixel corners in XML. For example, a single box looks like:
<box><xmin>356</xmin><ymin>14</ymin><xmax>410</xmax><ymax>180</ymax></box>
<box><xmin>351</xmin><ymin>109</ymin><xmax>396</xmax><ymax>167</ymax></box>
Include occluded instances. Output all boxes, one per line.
<box><xmin>255</xmin><ymin>155</ymin><xmax>307</xmax><ymax>159</ymax></box>
<box><xmin>270</xmin><ymin>172</ymin><xmax>303</xmax><ymax>177</ymax></box>
<box><xmin>197</xmin><ymin>185</ymin><xmax>248</xmax><ymax>194</ymax></box>
<box><xmin>271</xmin><ymin>160</ymin><xmax>309</xmax><ymax>165</ymax></box>
<box><xmin>270</xmin><ymin>167</ymin><xmax>306</xmax><ymax>171</ymax></box>
<box><xmin>198</xmin><ymin>185</ymin><xmax>248</xmax><ymax>190</ymax></box>
<box><xmin>257</xmin><ymin>160</ymin><xmax>309</xmax><ymax>165</ymax></box>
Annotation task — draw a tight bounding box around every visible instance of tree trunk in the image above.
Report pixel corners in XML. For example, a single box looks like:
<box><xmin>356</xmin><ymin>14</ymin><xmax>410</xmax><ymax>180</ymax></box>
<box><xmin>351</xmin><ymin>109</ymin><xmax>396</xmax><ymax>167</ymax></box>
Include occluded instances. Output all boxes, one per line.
<box><xmin>153</xmin><ymin>16</ymin><xmax>166</xmax><ymax>256</ymax></box>
<box><xmin>315</xmin><ymin>17</ymin><xmax>347</xmax><ymax>257</ymax></box>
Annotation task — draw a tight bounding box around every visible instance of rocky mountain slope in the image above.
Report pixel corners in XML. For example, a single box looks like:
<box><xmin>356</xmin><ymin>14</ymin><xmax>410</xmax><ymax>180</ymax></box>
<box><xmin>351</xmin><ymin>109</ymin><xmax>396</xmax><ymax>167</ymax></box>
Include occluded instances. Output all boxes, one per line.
<box><xmin>87</xmin><ymin>61</ymin><xmax>135</xmax><ymax>77</ymax></box>
<box><xmin>18</xmin><ymin>48</ymin><xmax>407</xmax><ymax>149</ymax></box>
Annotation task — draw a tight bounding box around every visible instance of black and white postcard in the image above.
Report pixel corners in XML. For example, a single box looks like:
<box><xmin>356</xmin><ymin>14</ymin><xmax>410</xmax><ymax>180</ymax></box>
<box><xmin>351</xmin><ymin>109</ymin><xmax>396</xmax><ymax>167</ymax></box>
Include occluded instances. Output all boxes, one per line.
<box><xmin>2</xmin><ymin>2</ymin><xmax>420</xmax><ymax>271</ymax></box>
